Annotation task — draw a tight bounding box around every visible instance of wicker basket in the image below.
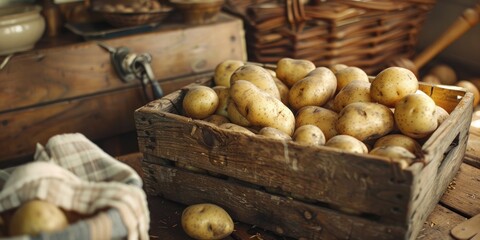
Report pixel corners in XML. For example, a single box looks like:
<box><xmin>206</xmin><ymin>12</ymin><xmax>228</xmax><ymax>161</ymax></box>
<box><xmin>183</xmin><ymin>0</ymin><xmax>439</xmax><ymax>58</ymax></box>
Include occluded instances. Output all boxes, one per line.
<box><xmin>225</xmin><ymin>0</ymin><xmax>436</xmax><ymax>74</ymax></box>
<box><xmin>99</xmin><ymin>7</ymin><xmax>172</xmax><ymax>28</ymax></box>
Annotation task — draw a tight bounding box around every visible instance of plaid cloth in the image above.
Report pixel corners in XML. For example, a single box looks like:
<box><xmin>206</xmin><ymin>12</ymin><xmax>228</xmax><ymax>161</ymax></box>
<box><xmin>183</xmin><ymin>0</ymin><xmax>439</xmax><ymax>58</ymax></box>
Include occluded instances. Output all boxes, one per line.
<box><xmin>0</xmin><ymin>133</ymin><xmax>149</xmax><ymax>240</ymax></box>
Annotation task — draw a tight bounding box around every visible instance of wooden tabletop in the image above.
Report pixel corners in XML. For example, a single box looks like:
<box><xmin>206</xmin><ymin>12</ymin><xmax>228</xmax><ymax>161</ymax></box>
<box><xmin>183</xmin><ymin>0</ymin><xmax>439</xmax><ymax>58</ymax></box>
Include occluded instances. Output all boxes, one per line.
<box><xmin>117</xmin><ymin>107</ymin><xmax>480</xmax><ymax>240</ymax></box>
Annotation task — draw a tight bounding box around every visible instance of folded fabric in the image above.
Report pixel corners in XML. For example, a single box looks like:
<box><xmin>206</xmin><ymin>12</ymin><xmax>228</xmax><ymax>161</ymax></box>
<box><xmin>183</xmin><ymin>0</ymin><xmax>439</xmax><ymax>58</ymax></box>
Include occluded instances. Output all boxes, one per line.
<box><xmin>0</xmin><ymin>133</ymin><xmax>149</xmax><ymax>240</ymax></box>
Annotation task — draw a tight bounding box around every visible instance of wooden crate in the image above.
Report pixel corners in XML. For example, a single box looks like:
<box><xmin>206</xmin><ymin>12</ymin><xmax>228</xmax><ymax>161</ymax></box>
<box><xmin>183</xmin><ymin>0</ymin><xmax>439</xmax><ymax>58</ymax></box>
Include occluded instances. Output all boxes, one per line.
<box><xmin>135</xmin><ymin>75</ymin><xmax>474</xmax><ymax>240</ymax></box>
<box><xmin>0</xmin><ymin>13</ymin><xmax>246</xmax><ymax>163</ymax></box>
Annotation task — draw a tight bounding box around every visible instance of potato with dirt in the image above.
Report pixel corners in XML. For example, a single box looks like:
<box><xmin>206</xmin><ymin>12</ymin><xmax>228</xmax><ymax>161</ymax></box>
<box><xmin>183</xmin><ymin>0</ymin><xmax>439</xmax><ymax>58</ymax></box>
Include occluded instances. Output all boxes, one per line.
<box><xmin>325</xmin><ymin>135</ymin><xmax>369</xmax><ymax>154</ymax></box>
<box><xmin>336</xmin><ymin>102</ymin><xmax>394</xmax><ymax>141</ymax></box>
<box><xmin>333</xmin><ymin>80</ymin><xmax>372</xmax><ymax>112</ymax></box>
<box><xmin>335</xmin><ymin>66</ymin><xmax>369</xmax><ymax>92</ymax></box>
<box><xmin>230</xmin><ymin>64</ymin><xmax>280</xmax><ymax>99</ymax></box>
<box><xmin>214</xmin><ymin>60</ymin><xmax>244</xmax><ymax>87</ymax></box>
<box><xmin>288</xmin><ymin>67</ymin><xmax>337</xmax><ymax>111</ymax></box>
<box><xmin>181</xmin><ymin>203</ymin><xmax>234</xmax><ymax>240</ymax></box>
<box><xmin>293</xmin><ymin>125</ymin><xmax>326</xmax><ymax>146</ymax></box>
<box><xmin>295</xmin><ymin>106</ymin><xmax>338</xmax><ymax>141</ymax></box>
<box><xmin>183</xmin><ymin>86</ymin><xmax>219</xmax><ymax>119</ymax></box>
<box><xmin>370</xmin><ymin>67</ymin><xmax>418</xmax><ymax>107</ymax></box>
<box><xmin>394</xmin><ymin>93</ymin><xmax>438</xmax><ymax>139</ymax></box>
<box><xmin>230</xmin><ymin>80</ymin><xmax>295</xmax><ymax>136</ymax></box>
<box><xmin>275</xmin><ymin>58</ymin><xmax>316</xmax><ymax>87</ymax></box>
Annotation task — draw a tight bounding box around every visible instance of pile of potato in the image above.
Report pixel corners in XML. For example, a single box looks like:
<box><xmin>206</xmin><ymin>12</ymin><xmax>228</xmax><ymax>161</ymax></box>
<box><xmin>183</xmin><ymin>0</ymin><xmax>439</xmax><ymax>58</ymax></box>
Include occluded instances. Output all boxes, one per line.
<box><xmin>181</xmin><ymin>58</ymin><xmax>456</xmax><ymax>168</ymax></box>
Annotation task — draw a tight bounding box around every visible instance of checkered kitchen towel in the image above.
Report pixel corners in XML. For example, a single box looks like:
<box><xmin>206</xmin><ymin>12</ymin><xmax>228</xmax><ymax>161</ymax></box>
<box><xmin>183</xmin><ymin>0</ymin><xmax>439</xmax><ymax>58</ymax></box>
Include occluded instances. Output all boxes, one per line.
<box><xmin>0</xmin><ymin>133</ymin><xmax>149</xmax><ymax>240</ymax></box>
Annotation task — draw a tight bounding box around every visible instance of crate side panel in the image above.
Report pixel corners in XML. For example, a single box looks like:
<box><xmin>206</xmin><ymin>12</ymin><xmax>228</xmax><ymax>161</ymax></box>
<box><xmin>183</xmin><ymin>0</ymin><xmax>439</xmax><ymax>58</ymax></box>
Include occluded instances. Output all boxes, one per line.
<box><xmin>143</xmin><ymin>162</ymin><xmax>407</xmax><ymax>240</ymax></box>
<box><xmin>136</xmin><ymin>107</ymin><xmax>415</xmax><ymax>223</ymax></box>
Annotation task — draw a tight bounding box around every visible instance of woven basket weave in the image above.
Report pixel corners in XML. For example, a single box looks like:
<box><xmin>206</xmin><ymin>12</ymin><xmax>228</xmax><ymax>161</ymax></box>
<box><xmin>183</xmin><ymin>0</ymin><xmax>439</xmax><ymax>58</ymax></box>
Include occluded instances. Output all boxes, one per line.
<box><xmin>225</xmin><ymin>0</ymin><xmax>436</xmax><ymax>74</ymax></box>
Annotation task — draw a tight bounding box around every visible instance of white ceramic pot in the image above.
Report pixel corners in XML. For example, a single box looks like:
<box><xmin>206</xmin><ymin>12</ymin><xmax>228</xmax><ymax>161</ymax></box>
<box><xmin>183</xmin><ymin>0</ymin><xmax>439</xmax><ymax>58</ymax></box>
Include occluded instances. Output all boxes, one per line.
<box><xmin>0</xmin><ymin>4</ymin><xmax>45</xmax><ymax>56</ymax></box>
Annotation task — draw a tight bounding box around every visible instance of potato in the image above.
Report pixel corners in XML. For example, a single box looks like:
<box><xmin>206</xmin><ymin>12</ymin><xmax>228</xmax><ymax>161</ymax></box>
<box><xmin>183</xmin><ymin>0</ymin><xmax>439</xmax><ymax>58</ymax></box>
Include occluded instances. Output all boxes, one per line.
<box><xmin>181</xmin><ymin>203</ymin><xmax>234</xmax><ymax>240</ymax></box>
<box><xmin>429</xmin><ymin>64</ymin><xmax>457</xmax><ymax>85</ymax></box>
<box><xmin>230</xmin><ymin>80</ymin><xmax>295</xmax><ymax>136</ymax></box>
<box><xmin>456</xmin><ymin>80</ymin><xmax>480</xmax><ymax>107</ymax></box>
<box><xmin>212</xmin><ymin>86</ymin><xmax>230</xmax><ymax>118</ymax></box>
<box><xmin>203</xmin><ymin>114</ymin><xmax>230</xmax><ymax>126</ymax></box>
<box><xmin>325</xmin><ymin>135</ymin><xmax>368</xmax><ymax>154</ymax></box>
<box><xmin>273</xmin><ymin>76</ymin><xmax>290</xmax><ymax>105</ymax></box>
<box><xmin>183</xmin><ymin>86</ymin><xmax>219</xmax><ymax>119</ymax></box>
<box><xmin>259</xmin><ymin>127</ymin><xmax>292</xmax><ymax>141</ymax></box>
<box><xmin>370</xmin><ymin>67</ymin><xmax>418</xmax><ymax>107</ymax></box>
<box><xmin>9</xmin><ymin>200</ymin><xmax>69</xmax><ymax>236</ymax></box>
<box><xmin>336</xmin><ymin>102</ymin><xmax>394</xmax><ymax>141</ymax></box>
<box><xmin>335</xmin><ymin>66</ymin><xmax>369</xmax><ymax>92</ymax></box>
<box><xmin>293</xmin><ymin>125</ymin><xmax>325</xmax><ymax>146</ymax></box>
<box><xmin>230</xmin><ymin>65</ymin><xmax>280</xmax><ymax>99</ymax></box>
<box><xmin>328</xmin><ymin>63</ymin><xmax>348</xmax><ymax>74</ymax></box>
<box><xmin>214</xmin><ymin>60</ymin><xmax>244</xmax><ymax>87</ymax></box>
<box><xmin>333</xmin><ymin>80</ymin><xmax>372</xmax><ymax>112</ymax></box>
<box><xmin>434</xmin><ymin>105</ymin><xmax>449</xmax><ymax>127</ymax></box>
<box><xmin>394</xmin><ymin>93</ymin><xmax>438</xmax><ymax>139</ymax></box>
<box><xmin>369</xmin><ymin>146</ymin><xmax>416</xmax><ymax>169</ymax></box>
<box><xmin>288</xmin><ymin>77</ymin><xmax>331</xmax><ymax>111</ymax></box>
<box><xmin>219</xmin><ymin>123</ymin><xmax>255</xmax><ymax>136</ymax></box>
<box><xmin>306</xmin><ymin>67</ymin><xmax>337</xmax><ymax>99</ymax></box>
<box><xmin>275</xmin><ymin>58</ymin><xmax>316</xmax><ymax>87</ymax></box>
<box><xmin>373</xmin><ymin>134</ymin><xmax>421</xmax><ymax>155</ymax></box>
<box><xmin>421</xmin><ymin>74</ymin><xmax>441</xmax><ymax>85</ymax></box>
<box><xmin>226</xmin><ymin>101</ymin><xmax>251</xmax><ymax>127</ymax></box>
<box><xmin>295</xmin><ymin>106</ymin><xmax>338</xmax><ymax>140</ymax></box>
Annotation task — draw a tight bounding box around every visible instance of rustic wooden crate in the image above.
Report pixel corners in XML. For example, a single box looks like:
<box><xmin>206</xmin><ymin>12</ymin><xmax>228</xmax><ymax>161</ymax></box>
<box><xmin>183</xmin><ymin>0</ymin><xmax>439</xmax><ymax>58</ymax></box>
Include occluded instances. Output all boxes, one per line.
<box><xmin>135</xmin><ymin>74</ymin><xmax>474</xmax><ymax>240</ymax></box>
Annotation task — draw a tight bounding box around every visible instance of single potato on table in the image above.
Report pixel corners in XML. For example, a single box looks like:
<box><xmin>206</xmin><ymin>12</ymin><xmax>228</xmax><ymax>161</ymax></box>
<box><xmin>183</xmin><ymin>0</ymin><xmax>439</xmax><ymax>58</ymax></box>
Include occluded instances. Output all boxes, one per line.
<box><xmin>181</xmin><ymin>203</ymin><xmax>234</xmax><ymax>240</ymax></box>
<box><xmin>275</xmin><ymin>58</ymin><xmax>316</xmax><ymax>87</ymax></box>
<box><xmin>370</xmin><ymin>67</ymin><xmax>418</xmax><ymax>107</ymax></box>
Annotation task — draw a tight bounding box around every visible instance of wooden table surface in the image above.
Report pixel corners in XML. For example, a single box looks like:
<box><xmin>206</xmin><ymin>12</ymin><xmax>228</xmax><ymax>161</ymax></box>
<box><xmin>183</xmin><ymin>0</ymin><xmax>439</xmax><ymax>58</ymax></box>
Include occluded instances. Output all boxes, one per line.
<box><xmin>117</xmin><ymin>108</ymin><xmax>480</xmax><ymax>240</ymax></box>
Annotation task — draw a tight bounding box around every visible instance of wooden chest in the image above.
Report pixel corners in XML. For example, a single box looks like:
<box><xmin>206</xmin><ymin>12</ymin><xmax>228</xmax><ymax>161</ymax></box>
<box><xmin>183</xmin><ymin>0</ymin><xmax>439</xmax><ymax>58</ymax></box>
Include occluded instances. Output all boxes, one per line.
<box><xmin>0</xmin><ymin>13</ymin><xmax>246</xmax><ymax>164</ymax></box>
<box><xmin>135</xmin><ymin>75</ymin><xmax>474</xmax><ymax>240</ymax></box>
